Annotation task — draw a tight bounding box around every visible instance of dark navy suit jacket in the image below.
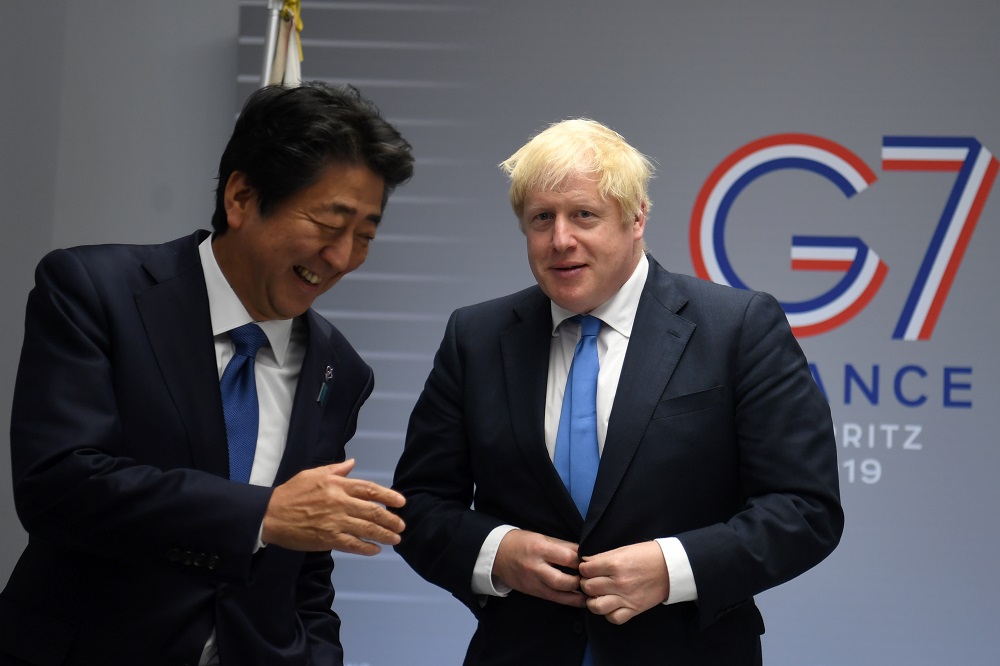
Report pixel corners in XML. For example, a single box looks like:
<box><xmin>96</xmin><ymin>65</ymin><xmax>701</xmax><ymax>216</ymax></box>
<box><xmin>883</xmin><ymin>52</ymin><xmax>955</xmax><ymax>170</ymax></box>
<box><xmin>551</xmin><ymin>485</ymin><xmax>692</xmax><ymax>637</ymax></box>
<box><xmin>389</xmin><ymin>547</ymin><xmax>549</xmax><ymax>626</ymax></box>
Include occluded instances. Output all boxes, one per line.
<box><xmin>393</xmin><ymin>256</ymin><xmax>843</xmax><ymax>665</ymax></box>
<box><xmin>1</xmin><ymin>231</ymin><xmax>372</xmax><ymax>665</ymax></box>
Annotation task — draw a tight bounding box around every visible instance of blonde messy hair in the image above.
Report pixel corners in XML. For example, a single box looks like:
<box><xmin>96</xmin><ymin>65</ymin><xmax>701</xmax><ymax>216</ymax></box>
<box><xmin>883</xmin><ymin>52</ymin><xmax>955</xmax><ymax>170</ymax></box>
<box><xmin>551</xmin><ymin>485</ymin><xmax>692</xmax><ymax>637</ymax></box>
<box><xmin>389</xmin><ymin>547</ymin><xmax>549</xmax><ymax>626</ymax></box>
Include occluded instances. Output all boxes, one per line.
<box><xmin>499</xmin><ymin>118</ymin><xmax>655</xmax><ymax>227</ymax></box>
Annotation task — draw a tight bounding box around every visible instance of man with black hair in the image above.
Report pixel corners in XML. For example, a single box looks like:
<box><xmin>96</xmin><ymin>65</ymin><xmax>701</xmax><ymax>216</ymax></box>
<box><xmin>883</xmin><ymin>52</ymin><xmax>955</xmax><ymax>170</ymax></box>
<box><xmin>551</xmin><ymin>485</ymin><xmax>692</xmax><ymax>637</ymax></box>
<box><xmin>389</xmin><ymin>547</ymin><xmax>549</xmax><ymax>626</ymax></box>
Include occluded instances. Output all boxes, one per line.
<box><xmin>0</xmin><ymin>82</ymin><xmax>414</xmax><ymax>666</ymax></box>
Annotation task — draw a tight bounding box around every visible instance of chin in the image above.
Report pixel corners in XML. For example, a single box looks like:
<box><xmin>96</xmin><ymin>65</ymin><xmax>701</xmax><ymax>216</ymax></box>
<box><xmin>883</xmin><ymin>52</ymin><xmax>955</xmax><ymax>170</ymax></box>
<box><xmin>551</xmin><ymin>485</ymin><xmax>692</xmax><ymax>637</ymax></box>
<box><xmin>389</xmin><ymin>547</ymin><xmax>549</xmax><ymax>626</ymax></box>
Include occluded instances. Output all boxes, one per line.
<box><xmin>550</xmin><ymin>297</ymin><xmax>589</xmax><ymax>314</ymax></box>
<box><xmin>270</xmin><ymin>303</ymin><xmax>310</xmax><ymax>321</ymax></box>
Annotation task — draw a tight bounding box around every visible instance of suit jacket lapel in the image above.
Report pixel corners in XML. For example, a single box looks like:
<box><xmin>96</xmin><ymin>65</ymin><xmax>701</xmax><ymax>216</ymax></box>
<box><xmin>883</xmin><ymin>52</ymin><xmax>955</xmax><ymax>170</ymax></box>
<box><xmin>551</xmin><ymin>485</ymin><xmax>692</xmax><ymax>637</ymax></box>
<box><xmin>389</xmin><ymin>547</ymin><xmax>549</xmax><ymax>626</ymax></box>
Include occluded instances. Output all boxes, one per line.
<box><xmin>134</xmin><ymin>233</ymin><xmax>337</xmax><ymax>486</ymax></box>
<box><xmin>134</xmin><ymin>231</ymin><xmax>229</xmax><ymax>477</ymax></box>
<box><xmin>275</xmin><ymin>309</ymin><xmax>335</xmax><ymax>485</ymax></box>
<box><xmin>582</xmin><ymin>258</ymin><xmax>695</xmax><ymax>541</ymax></box>
<box><xmin>500</xmin><ymin>290</ymin><xmax>583</xmax><ymax>529</ymax></box>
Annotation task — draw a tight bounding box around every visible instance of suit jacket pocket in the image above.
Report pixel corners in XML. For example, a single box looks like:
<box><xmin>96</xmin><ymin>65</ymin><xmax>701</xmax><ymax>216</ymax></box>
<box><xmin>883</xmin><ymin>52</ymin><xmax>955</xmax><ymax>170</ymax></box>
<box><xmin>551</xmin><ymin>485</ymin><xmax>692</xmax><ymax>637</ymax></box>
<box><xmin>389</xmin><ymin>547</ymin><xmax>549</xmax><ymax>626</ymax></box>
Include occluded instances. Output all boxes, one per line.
<box><xmin>651</xmin><ymin>385</ymin><xmax>723</xmax><ymax>420</ymax></box>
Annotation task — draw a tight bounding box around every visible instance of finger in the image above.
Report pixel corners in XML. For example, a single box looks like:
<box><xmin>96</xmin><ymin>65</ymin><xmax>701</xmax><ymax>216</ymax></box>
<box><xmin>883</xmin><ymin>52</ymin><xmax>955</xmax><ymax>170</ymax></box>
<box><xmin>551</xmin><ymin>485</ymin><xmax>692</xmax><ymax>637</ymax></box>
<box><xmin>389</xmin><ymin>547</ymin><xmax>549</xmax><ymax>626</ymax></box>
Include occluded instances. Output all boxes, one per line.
<box><xmin>330</xmin><ymin>533</ymin><xmax>384</xmax><ymax>556</ymax></box>
<box><xmin>586</xmin><ymin>594</ymin><xmax>621</xmax><ymax>616</ymax></box>
<box><xmin>355</xmin><ymin>501</ymin><xmax>406</xmax><ymax>534</ymax></box>
<box><xmin>346</xmin><ymin>480</ymin><xmax>406</xmax><ymax>508</ymax></box>
<box><xmin>324</xmin><ymin>458</ymin><xmax>357</xmax><ymax>476</ymax></box>
<box><xmin>578</xmin><ymin>554</ymin><xmax>616</xmax><ymax>579</ymax></box>
<box><xmin>363</xmin><ymin>523</ymin><xmax>404</xmax><ymax>546</ymax></box>
<box><xmin>579</xmin><ymin>575</ymin><xmax>613</xmax><ymax>597</ymax></box>
<box><xmin>338</xmin><ymin>513</ymin><xmax>405</xmax><ymax>545</ymax></box>
<box><xmin>605</xmin><ymin>607</ymin><xmax>638</xmax><ymax>625</ymax></box>
<box><xmin>542</xmin><ymin>543</ymin><xmax>582</xmax><ymax>570</ymax></box>
<box><xmin>545</xmin><ymin>535</ymin><xmax>581</xmax><ymax>551</ymax></box>
<box><xmin>539</xmin><ymin>567</ymin><xmax>581</xmax><ymax>593</ymax></box>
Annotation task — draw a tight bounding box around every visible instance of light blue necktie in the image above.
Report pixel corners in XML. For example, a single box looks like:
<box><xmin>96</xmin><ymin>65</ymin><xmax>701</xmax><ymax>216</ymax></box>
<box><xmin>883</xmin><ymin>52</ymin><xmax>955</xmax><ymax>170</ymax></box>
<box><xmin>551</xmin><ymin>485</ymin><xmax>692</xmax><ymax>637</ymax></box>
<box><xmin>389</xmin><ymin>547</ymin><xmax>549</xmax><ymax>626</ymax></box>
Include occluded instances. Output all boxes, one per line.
<box><xmin>221</xmin><ymin>323</ymin><xmax>269</xmax><ymax>484</ymax></box>
<box><xmin>554</xmin><ymin>315</ymin><xmax>602</xmax><ymax>519</ymax></box>
<box><xmin>554</xmin><ymin>315</ymin><xmax>601</xmax><ymax>666</ymax></box>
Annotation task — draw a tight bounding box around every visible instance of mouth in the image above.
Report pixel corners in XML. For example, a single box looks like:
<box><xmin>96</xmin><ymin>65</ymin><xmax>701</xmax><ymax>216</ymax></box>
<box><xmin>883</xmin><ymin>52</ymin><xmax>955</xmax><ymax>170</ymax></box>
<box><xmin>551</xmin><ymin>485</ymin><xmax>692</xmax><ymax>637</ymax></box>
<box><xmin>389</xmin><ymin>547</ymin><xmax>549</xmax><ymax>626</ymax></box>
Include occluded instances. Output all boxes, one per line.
<box><xmin>551</xmin><ymin>263</ymin><xmax>586</xmax><ymax>274</ymax></box>
<box><xmin>294</xmin><ymin>265</ymin><xmax>323</xmax><ymax>286</ymax></box>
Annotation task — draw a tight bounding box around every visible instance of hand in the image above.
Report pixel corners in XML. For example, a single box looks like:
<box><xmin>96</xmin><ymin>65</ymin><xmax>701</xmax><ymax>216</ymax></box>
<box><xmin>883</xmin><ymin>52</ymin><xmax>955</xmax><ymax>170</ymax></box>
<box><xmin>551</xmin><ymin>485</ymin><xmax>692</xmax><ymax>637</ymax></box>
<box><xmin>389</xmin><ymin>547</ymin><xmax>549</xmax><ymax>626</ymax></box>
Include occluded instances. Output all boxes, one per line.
<box><xmin>492</xmin><ymin>530</ymin><xmax>588</xmax><ymax>608</ymax></box>
<box><xmin>578</xmin><ymin>541</ymin><xmax>670</xmax><ymax>624</ymax></box>
<box><xmin>261</xmin><ymin>459</ymin><xmax>406</xmax><ymax>555</ymax></box>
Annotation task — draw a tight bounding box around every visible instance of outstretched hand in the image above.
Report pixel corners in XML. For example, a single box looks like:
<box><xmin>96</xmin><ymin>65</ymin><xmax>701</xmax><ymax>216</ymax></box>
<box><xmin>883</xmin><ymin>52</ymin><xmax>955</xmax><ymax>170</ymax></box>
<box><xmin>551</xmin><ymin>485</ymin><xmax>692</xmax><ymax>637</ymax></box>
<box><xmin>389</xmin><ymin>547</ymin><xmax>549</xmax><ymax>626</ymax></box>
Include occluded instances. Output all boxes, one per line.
<box><xmin>261</xmin><ymin>459</ymin><xmax>405</xmax><ymax>555</ymax></box>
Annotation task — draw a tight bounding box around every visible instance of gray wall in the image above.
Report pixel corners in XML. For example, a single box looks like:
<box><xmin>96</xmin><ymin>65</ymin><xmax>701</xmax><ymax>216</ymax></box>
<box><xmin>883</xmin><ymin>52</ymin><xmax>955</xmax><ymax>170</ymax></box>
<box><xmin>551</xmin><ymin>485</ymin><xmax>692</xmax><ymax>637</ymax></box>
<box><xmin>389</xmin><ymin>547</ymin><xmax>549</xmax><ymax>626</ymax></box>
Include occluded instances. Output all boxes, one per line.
<box><xmin>4</xmin><ymin>2</ymin><xmax>1000</xmax><ymax>665</ymax></box>
<box><xmin>0</xmin><ymin>0</ymin><xmax>64</xmax><ymax>585</ymax></box>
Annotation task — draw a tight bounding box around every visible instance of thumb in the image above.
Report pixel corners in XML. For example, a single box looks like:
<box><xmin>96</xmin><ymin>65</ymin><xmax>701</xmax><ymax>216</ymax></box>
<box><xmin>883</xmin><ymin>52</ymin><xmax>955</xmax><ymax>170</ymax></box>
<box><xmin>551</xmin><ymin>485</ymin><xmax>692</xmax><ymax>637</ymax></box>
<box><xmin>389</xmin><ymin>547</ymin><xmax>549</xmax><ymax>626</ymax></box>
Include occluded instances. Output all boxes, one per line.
<box><xmin>325</xmin><ymin>458</ymin><xmax>357</xmax><ymax>477</ymax></box>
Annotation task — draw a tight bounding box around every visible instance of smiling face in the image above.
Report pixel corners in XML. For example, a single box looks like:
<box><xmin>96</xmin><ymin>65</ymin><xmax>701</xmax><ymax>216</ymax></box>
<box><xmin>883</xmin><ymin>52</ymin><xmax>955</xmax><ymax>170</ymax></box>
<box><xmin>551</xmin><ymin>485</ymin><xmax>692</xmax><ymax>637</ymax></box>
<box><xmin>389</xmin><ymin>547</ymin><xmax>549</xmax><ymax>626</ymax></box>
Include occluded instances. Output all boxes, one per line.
<box><xmin>522</xmin><ymin>170</ymin><xmax>645</xmax><ymax>314</ymax></box>
<box><xmin>213</xmin><ymin>161</ymin><xmax>386</xmax><ymax>321</ymax></box>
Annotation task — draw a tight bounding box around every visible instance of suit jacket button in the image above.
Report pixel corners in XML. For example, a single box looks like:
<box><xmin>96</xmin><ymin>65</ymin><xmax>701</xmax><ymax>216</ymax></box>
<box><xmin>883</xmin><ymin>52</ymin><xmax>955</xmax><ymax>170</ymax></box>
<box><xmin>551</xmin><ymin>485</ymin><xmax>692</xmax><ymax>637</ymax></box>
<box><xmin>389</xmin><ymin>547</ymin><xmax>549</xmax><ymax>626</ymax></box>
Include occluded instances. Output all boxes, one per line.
<box><xmin>206</xmin><ymin>555</ymin><xmax>220</xmax><ymax>570</ymax></box>
<box><xmin>571</xmin><ymin>620</ymin><xmax>584</xmax><ymax>635</ymax></box>
<box><xmin>166</xmin><ymin>548</ymin><xmax>180</xmax><ymax>562</ymax></box>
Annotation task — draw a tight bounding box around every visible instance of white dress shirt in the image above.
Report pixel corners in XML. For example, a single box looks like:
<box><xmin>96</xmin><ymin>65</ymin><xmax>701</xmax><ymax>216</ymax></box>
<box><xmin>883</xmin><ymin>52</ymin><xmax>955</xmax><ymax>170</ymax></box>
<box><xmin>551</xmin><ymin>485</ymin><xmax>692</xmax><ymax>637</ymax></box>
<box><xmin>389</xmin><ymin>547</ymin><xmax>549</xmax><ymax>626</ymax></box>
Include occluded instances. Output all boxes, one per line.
<box><xmin>197</xmin><ymin>236</ymin><xmax>307</xmax><ymax>665</ymax></box>
<box><xmin>471</xmin><ymin>254</ymin><xmax>698</xmax><ymax>606</ymax></box>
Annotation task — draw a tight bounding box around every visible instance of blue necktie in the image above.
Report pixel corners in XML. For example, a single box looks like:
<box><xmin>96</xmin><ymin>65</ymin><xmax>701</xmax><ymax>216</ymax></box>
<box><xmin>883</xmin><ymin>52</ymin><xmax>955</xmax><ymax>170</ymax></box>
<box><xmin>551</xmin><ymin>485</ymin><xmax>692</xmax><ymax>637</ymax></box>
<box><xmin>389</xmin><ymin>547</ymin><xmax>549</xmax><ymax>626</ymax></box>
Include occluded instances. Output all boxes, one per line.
<box><xmin>554</xmin><ymin>314</ymin><xmax>602</xmax><ymax>519</ymax></box>
<box><xmin>221</xmin><ymin>323</ymin><xmax>269</xmax><ymax>484</ymax></box>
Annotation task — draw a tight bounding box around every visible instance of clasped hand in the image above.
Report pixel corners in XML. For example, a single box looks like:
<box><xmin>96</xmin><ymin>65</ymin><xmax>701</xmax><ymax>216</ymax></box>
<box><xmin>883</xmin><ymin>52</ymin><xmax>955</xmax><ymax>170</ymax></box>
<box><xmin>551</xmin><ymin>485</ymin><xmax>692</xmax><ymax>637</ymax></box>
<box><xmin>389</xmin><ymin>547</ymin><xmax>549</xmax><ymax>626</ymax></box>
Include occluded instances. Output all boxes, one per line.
<box><xmin>261</xmin><ymin>459</ymin><xmax>406</xmax><ymax>555</ymax></box>
<box><xmin>494</xmin><ymin>531</ymin><xmax>669</xmax><ymax>625</ymax></box>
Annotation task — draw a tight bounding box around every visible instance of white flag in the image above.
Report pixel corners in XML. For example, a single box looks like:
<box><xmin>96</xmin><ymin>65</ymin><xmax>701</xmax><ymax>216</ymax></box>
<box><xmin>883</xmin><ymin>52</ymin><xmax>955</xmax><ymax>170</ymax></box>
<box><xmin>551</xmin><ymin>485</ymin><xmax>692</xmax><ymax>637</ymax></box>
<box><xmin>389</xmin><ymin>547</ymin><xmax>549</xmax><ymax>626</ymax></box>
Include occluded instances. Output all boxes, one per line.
<box><xmin>262</xmin><ymin>0</ymin><xmax>303</xmax><ymax>87</ymax></box>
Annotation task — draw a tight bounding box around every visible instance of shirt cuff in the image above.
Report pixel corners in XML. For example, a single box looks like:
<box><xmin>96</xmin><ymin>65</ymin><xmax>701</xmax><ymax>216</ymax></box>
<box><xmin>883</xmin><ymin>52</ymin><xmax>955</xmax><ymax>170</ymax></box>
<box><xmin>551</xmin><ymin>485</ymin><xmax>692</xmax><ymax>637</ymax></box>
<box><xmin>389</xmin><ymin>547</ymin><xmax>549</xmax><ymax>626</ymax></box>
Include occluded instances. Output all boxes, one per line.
<box><xmin>254</xmin><ymin>522</ymin><xmax>266</xmax><ymax>553</ymax></box>
<box><xmin>471</xmin><ymin>525</ymin><xmax>518</xmax><ymax>596</ymax></box>
<box><xmin>656</xmin><ymin>536</ymin><xmax>698</xmax><ymax>604</ymax></box>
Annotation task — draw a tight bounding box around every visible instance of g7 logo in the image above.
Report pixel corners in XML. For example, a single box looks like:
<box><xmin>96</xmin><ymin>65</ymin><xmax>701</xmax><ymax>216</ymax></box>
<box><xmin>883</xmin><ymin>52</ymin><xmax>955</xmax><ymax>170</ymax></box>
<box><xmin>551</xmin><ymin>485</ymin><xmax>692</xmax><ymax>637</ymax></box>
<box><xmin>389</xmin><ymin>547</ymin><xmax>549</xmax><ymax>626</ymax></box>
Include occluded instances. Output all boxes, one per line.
<box><xmin>689</xmin><ymin>134</ymin><xmax>998</xmax><ymax>340</ymax></box>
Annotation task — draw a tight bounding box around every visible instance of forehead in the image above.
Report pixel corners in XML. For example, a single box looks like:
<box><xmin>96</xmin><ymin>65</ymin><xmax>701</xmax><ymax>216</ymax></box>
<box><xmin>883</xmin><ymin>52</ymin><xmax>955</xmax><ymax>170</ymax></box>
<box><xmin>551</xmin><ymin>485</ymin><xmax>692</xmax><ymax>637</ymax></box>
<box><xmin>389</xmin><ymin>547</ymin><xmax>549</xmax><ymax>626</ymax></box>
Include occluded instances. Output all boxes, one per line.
<box><xmin>524</xmin><ymin>171</ymin><xmax>607</xmax><ymax>205</ymax></box>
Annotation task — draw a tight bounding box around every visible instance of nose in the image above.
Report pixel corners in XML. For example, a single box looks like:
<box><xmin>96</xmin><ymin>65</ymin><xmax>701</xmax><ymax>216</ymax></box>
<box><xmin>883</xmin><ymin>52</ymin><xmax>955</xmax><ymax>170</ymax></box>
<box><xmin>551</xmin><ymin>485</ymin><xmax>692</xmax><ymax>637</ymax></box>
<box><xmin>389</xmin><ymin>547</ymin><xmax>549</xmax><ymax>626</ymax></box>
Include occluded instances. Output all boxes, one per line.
<box><xmin>551</xmin><ymin>215</ymin><xmax>576</xmax><ymax>251</ymax></box>
<box><xmin>320</xmin><ymin>236</ymin><xmax>354</xmax><ymax>273</ymax></box>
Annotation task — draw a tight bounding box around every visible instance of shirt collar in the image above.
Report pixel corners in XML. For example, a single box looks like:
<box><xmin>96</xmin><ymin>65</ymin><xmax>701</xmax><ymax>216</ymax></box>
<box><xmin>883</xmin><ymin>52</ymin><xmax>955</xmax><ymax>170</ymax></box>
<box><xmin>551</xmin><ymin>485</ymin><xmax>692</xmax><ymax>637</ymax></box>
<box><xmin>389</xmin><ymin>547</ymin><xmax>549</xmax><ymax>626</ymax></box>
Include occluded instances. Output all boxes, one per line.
<box><xmin>198</xmin><ymin>234</ymin><xmax>294</xmax><ymax>366</ymax></box>
<box><xmin>549</xmin><ymin>253</ymin><xmax>650</xmax><ymax>338</ymax></box>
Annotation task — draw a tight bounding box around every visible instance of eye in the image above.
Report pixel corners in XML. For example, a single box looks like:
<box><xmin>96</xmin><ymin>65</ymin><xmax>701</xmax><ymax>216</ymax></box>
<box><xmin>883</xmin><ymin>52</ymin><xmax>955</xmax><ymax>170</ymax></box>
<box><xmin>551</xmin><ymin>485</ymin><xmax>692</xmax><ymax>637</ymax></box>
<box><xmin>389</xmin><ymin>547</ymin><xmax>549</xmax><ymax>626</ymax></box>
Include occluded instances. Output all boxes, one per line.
<box><xmin>525</xmin><ymin>211</ymin><xmax>553</xmax><ymax>230</ymax></box>
<box><xmin>308</xmin><ymin>217</ymin><xmax>341</xmax><ymax>235</ymax></box>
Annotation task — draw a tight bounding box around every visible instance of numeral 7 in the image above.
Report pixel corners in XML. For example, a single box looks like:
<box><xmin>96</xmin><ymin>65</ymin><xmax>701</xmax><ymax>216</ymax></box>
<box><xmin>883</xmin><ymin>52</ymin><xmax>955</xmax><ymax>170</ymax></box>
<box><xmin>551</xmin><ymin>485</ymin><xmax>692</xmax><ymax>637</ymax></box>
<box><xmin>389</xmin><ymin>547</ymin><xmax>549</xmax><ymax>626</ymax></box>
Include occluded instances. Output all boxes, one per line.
<box><xmin>882</xmin><ymin>137</ymin><xmax>998</xmax><ymax>340</ymax></box>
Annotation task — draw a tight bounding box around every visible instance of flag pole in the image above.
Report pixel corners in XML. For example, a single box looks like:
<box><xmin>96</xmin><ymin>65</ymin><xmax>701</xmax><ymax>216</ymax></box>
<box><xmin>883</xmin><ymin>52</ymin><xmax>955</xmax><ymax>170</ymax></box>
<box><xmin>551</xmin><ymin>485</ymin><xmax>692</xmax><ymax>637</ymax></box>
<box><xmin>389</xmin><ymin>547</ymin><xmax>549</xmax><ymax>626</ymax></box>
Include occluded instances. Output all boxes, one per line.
<box><xmin>260</xmin><ymin>0</ymin><xmax>283</xmax><ymax>87</ymax></box>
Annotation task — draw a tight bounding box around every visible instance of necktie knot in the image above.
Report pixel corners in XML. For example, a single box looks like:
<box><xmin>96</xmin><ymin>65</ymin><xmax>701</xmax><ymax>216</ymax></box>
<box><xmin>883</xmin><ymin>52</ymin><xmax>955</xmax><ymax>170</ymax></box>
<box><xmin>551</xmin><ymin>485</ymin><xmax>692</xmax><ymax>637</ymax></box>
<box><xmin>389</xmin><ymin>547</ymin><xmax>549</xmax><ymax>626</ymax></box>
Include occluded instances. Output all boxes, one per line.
<box><xmin>577</xmin><ymin>314</ymin><xmax>602</xmax><ymax>338</ymax></box>
<box><xmin>229</xmin><ymin>323</ymin><xmax>268</xmax><ymax>358</ymax></box>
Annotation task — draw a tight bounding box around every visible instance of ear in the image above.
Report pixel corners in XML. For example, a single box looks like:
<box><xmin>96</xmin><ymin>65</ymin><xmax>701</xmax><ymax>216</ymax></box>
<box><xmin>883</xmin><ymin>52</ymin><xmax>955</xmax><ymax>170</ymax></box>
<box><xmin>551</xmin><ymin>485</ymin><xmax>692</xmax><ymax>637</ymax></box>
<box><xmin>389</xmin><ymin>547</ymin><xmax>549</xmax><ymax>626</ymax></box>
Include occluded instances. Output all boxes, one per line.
<box><xmin>632</xmin><ymin>199</ymin><xmax>647</xmax><ymax>240</ymax></box>
<box><xmin>223</xmin><ymin>171</ymin><xmax>257</xmax><ymax>231</ymax></box>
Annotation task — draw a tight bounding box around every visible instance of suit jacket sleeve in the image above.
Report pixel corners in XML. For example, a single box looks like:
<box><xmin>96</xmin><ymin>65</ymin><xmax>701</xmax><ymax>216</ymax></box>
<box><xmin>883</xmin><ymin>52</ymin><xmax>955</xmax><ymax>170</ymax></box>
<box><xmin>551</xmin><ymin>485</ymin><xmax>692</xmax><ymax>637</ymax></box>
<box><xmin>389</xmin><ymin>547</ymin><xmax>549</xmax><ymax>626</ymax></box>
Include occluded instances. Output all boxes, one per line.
<box><xmin>674</xmin><ymin>290</ymin><xmax>843</xmax><ymax>626</ymax></box>
<box><xmin>393</xmin><ymin>308</ymin><xmax>506</xmax><ymax>613</ymax></box>
<box><xmin>10</xmin><ymin>248</ymin><xmax>271</xmax><ymax>583</ymax></box>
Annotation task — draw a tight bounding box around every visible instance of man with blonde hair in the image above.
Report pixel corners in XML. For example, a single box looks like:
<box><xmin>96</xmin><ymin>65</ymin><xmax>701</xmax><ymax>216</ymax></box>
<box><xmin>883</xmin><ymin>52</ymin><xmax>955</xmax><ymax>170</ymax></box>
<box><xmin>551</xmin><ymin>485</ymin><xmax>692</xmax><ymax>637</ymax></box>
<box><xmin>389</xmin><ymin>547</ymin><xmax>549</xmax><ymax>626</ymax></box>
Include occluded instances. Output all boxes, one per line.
<box><xmin>393</xmin><ymin>119</ymin><xmax>842</xmax><ymax>665</ymax></box>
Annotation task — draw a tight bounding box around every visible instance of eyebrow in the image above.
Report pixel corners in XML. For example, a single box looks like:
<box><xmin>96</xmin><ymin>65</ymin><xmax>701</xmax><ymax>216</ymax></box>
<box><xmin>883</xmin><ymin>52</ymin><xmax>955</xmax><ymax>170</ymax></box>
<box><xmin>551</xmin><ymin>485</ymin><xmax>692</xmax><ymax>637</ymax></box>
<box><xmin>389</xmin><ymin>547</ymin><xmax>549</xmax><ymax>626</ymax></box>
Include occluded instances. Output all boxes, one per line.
<box><xmin>524</xmin><ymin>197</ymin><xmax>605</xmax><ymax>212</ymax></box>
<box><xmin>326</xmin><ymin>202</ymin><xmax>383</xmax><ymax>225</ymax></box>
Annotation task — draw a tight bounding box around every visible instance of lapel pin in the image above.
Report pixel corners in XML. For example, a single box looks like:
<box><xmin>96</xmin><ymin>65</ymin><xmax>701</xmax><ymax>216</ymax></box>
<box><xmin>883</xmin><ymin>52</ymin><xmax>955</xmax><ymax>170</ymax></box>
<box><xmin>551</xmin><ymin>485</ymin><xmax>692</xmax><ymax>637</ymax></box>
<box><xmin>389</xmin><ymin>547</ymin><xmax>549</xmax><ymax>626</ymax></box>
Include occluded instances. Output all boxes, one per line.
<box><xmin>316</xmin><ymin>365</ymin><xmax>334</xmax><ymax>405</ymax></box>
